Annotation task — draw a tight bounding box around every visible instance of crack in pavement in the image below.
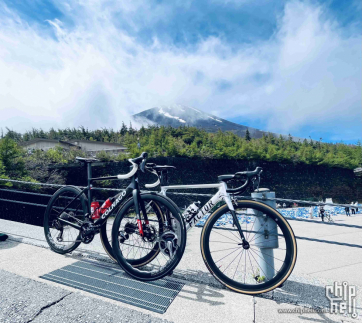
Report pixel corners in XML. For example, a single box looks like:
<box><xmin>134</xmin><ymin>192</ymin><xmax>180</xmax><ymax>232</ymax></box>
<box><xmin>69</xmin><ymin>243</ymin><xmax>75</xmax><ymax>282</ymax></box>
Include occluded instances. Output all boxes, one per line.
<box><xmin>253</xmin><ymin>296</ymin><xmax>256</xmax><ymax>323</ymax></box>
<box><xmin>25</xmin><ymin>292</ymin><xmax>72</xmax><ymax>323</ymax></box>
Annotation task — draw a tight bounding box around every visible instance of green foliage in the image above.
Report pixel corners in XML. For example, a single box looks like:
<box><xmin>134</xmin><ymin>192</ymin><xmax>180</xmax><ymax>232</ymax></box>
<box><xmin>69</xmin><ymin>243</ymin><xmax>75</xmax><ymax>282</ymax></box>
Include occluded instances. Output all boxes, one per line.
<box><xmin>12</xmin><ymin>175</ymin><xmax>39</xmax><ymax>191</ymax></box>
<box><xmin>96</xmin><ymin>150</ymin><xmax>112</xmax><ymax>162</ymax></box>
<box><xmin>2</xmin><ymin>126</ymin><xmax>361</xmax><ymax>170</ymax></box>
<box><xmin>0</xmin><ymin>160</ymin><xmax>12</xmax><ymax>187</ymax></box>
<box><xmin>114</xmin><ymin>152</ymin><xmax>128</xmax><ymax>161</ymax></box>
<box><xmin>0</xmin><ymin>137</ymin><xmax>26</xmax><ymax>178</ymax></box>
<box><xmin>45</xmin><ymin>146</ymin><xmax>68</xmax><ymax>164</ymax></box>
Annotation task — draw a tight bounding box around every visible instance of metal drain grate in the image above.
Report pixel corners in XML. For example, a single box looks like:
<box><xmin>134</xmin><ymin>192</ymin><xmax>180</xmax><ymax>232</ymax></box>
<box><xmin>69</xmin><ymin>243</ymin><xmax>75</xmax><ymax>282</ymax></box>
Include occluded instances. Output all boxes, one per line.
<box><xmin>40</xmin><ymin>260</ymin><xmax>184</xmax><ymax>313</ymax></box>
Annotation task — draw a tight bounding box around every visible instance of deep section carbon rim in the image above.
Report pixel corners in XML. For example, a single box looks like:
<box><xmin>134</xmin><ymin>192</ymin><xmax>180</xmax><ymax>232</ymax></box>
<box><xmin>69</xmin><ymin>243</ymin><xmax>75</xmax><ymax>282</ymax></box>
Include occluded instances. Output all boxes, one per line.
<box><xmin>201</xmin><ymin>200</ymin><xmax>297</xmax><ymax>294</ymax></box>
<box><xmin>112</xmin><ymin>193</ymin><xmax>186</xmax><ymax>281</ymax></box>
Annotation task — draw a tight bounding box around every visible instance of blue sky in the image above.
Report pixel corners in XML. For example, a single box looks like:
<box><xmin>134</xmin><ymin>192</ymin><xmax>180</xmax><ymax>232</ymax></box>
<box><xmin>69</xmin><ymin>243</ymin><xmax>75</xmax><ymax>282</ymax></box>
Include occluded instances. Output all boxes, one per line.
<box><xmin>0</xmin><ymin>0</ymin><xmax>361</xmax><ymax>143</ymax></box>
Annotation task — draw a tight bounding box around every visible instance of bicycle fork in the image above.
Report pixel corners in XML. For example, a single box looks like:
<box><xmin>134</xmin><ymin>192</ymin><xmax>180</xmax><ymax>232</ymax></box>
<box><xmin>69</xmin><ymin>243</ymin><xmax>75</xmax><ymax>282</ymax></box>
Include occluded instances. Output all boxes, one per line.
<box><xmin>221</xmin><ymin>183</ymin><xmax>250</xmax><ymax>249</ymax></box>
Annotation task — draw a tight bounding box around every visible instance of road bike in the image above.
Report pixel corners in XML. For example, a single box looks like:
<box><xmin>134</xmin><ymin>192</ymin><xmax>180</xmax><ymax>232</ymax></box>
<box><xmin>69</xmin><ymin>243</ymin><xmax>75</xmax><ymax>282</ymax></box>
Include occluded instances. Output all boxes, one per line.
<box><xmin>112</xmin><ymin>163</ymin><xmax>297</xmax><ymax>294</ymax></box>
<box><xmin>323</xmin><ymin>211</ymin><xmax>334</xmax><ymax>223</ymax></box>
<box><xmin>44</xmin><ymin>152</ymin><xmax>187</xmax><ymax>281</ymax></box>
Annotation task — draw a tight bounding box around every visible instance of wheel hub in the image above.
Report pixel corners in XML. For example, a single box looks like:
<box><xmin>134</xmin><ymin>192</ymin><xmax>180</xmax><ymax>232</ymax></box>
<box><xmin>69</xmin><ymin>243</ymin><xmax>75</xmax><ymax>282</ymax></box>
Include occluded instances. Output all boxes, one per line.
<box><xmin>142</xmin><ymin>224</ymin><xmax>157</xmax><ymax>242</ymax></box>
<box><xmin>238</xmin><ymin>241</ymin><xmax>250</xmax><ymax>249</ymax></box>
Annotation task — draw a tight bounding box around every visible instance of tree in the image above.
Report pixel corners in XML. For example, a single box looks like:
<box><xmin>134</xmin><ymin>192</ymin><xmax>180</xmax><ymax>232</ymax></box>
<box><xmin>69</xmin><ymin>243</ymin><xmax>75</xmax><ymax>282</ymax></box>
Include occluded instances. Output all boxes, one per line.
<box><xmin>0</xmin><ymin>137</ymin><xmax>25</xmax><ymax>177</ymax></box>
<box><xmin>120</xmin><ymin>122</ymin><xmax>128</xmax><ymax>136</ymax></box>
<box><xmin>245</xmin><ymin>129</ymin><xmax>251</xmax><ymax>141</ymax></box>
<box><xmin>0</xmin><ymin>160</ymin><xmax>11</xmax><ymax>187</ymax></box>
<box><xmin>5</xmin><ymin>128</ymin><xmax>22</xmax><ymax>142</ymax></box>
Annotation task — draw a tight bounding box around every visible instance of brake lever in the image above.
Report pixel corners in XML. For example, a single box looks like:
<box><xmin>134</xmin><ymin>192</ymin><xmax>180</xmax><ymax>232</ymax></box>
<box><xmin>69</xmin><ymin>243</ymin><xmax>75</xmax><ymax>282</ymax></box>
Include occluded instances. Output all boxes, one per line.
<box><xmin>140</xmin><ymin>159</ymin><xmax>146</xmax><ymax>173</ymax></box>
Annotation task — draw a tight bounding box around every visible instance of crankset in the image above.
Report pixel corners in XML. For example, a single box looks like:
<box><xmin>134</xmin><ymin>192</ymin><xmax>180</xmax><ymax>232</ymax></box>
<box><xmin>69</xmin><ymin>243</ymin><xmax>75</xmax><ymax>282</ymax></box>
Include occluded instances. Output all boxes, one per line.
<box><xmin>80</xmin><ymin>221</ymin><xmax>96</xmax><ymax>244</ymax></box>
<box><xmin>159</xmin><ymin>231</ymin><xmax>178</xmax><ymax>258</ymax></box>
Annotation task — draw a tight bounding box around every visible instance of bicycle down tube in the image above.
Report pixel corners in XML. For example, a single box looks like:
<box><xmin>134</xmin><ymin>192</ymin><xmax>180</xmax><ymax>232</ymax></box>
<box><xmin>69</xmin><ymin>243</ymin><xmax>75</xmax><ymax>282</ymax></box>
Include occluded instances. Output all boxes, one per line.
<box><xmin>160</xmin><ymin>183</ymin><xmax>233</xmax><ymax>231</ymax></box>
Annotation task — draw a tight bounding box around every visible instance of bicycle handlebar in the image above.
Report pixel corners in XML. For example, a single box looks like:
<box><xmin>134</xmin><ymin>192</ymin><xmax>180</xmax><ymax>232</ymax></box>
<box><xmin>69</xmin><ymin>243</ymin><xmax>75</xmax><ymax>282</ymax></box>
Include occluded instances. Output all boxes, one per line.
<box><xmin>118</xmin><ymin>152</ymin><xmax>148</xmax><ymax>179</ymax></box>
<box><xmin>145</xmin><ymin>169</ymin><xmax>160</xmax><ymax>188</ymax></box>
<box><xmin>131</xmin><ymin>152</ymin><xmax>148</xmax><ymax>164</ymax></box>
<box><xmin>90</xmin><ymin>152</ymin><xmax>148</xmax><ymax>181</ymax></box>
<box><xmin>116</xmin><ymin>152</ymin><xmax>148</xmax><ymax>179</ymax></box>
<box><xmin>144</xmin><ymin>163</ymin><xmax>176</xmax><ymax>188</ymax></box>
<box><xmin>226</xmin><ymin>167</ymin><xmax>263</xmax><ymax>194</ymax></box>
<box><xmin>117</xmin><ymin>160</ymin><xmax>138</xmax><ymax>179</ymax></box>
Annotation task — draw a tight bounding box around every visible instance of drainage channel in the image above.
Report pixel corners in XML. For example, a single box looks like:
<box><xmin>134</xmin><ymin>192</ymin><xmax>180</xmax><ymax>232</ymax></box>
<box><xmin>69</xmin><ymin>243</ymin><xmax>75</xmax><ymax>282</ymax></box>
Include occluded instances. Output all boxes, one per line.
<box><xmin>40</xmin><ymin>260</ymin><xmax>184</xmax><ymax>314</ymax></box>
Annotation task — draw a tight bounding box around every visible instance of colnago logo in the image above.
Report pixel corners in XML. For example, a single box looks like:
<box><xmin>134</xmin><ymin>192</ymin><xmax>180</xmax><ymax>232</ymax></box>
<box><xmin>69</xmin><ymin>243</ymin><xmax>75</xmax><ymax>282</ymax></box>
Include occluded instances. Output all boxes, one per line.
<box><xmin>101</xmin><ymin>191</ymin><xmax>127</xmax><ymax>219</ymax></box>
<box><xmin>188</xmin><ymin>200</ymin><xmax>215</xmax><ymax>227</ymax></box>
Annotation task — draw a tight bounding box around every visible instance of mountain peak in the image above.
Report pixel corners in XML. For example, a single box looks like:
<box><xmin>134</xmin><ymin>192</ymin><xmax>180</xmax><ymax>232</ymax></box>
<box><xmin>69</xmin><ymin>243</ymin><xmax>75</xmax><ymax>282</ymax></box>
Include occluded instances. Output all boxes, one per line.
<box><xmin>133</xmin><ymin>105</ymin><xmax>298</xmax><ymax>140</ymax></box>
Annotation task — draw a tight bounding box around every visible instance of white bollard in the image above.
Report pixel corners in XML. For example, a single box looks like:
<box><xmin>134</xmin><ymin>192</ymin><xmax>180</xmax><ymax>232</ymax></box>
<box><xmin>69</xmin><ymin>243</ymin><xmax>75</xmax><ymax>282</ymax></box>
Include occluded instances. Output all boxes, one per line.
<box><xmin>250</xmin><ymin>189</ymin><xmax>278</xmax><ymax>281</ymax></box>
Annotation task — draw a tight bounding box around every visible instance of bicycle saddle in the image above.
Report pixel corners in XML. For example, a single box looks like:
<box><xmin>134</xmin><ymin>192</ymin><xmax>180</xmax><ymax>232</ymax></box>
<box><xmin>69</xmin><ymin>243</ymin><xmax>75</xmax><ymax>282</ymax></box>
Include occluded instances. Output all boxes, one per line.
<box><xmin>75</xmin><ymin>157</ymin><xmax>100</xmax><ymax>163</ymax></box>
<box><xmin>218</xmin><ymin>174</ymin><xmax>235</xmax><ymax>182</ymax></box>
<box><xmin>146</xmin><ymin>163</ymin><xmax>176</xmax><ymax>172</ymax></box>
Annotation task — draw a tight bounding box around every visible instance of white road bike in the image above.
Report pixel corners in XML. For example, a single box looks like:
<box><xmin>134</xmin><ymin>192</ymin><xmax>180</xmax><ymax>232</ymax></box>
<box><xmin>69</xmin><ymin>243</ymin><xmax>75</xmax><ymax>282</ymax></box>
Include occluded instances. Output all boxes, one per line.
<box><xmin>110</xmin><ymin>163</ymin><xmax>297</xmax><ymax>295</ymax></box>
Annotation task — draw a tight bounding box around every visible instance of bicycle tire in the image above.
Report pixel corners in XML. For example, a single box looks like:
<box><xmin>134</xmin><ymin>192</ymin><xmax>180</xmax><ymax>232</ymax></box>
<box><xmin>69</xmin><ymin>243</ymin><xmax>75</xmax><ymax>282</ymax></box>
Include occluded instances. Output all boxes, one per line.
<box><xmin>44</xmin><ymin>186</ymin><xmax>89</xmax><ymax>254</ymax></box>
<box><xmin>201</xmin><ymin>200</ymin><xmax>297</xmax><ymax>294</ymax></box>
<box><xmin>100</xmin><ymin>198</ymin><xmax>165</xmax><ymax>264</ymax></box>
<box><xmin>112</xmin><ymin>192</ymin><xmax>187</xmax><ymax>281</ymax></box>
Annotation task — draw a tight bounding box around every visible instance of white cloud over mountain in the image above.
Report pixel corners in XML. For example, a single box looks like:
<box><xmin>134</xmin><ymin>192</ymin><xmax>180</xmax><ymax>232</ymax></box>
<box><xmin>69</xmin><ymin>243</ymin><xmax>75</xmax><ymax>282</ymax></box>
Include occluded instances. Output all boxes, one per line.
<box><xmin>0</xmin><ymin>1</ymin><xmax>360</xmax><ymax>141</ymax></box>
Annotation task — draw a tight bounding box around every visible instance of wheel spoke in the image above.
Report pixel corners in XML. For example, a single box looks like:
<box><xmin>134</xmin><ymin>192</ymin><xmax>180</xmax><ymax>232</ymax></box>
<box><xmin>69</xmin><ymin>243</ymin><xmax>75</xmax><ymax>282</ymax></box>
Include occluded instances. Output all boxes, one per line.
<box><xmin>203</xmin><ymin>202</ymin><xmax>296</xmax><ymax>293</ymax></box>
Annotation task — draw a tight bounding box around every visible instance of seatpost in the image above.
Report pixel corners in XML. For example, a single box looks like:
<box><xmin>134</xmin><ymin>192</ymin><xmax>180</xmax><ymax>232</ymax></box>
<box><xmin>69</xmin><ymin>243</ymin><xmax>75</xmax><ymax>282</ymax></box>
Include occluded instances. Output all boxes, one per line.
<box><xmin>87</xmin><ymin>162</ymin><xmax>92</xmax><ymax>212</ymax></box>
<box><xmin>160</xmin><ymin>170</ymin><xmax>168</xmax><ymax>186</ymax></box>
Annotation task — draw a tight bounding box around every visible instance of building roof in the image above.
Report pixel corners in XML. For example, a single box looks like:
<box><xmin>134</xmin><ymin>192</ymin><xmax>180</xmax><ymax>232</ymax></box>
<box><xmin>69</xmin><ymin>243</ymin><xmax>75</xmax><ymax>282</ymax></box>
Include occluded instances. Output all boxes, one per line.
<box><xmin>67</xmin><ymin>139</ymin><xmax>126</xmax><ymax>148</ymax></box>
<box><xmin>19</xmin><ymin>138</ymin><xmax>80</xmax><ymax>147</ymax></box>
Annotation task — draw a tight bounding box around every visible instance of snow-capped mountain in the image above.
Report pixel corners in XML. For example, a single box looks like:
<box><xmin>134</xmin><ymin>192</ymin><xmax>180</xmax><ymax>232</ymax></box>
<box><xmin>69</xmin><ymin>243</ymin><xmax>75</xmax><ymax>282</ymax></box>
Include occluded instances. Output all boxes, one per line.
<box><xmin>133</xmin><ymin>105</ymin><xmax>294</xmax><ymax>140</ymax></box>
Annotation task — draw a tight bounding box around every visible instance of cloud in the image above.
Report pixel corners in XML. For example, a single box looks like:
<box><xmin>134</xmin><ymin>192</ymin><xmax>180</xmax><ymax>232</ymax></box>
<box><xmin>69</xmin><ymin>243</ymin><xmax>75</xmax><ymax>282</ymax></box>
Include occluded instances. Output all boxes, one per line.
<box><xmin>0</xmin><ymin>0</ymin><xmax>360</xmax><ymax>141</ymax></box>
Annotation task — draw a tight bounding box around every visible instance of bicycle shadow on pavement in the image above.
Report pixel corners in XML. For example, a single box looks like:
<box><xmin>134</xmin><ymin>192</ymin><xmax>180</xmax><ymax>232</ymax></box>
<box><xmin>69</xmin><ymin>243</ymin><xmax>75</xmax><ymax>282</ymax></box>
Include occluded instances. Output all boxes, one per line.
<box><xmin>0</xmin><ymin>237</ymin><xmax>21</xmax><ymax>250</ymax></box>
<box><xmin>176</xmin><ymin>281</ymin><xmax>226</xmax><ymax>306</ymax></box>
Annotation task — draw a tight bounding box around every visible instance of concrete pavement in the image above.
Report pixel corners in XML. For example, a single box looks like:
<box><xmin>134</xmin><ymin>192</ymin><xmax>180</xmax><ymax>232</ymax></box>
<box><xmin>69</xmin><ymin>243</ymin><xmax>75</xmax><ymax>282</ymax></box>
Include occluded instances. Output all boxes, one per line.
<box><xmin>1</xmin><ymin>213</ymin><xmax>362</xmax><ymax>322</ymax></box>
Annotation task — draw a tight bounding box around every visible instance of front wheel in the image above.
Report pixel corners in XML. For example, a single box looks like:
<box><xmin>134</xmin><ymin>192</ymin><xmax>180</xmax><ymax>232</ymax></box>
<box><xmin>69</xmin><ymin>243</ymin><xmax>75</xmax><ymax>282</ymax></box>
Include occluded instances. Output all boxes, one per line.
<box><xmin>201</xmin><ymin>200</ymin><xmax>297</xmax><ymax>294</ymax></box>
<box><xmin>112</xmin><ymin>193</ymin><xmax>187</xmax><ymax>281</ymax></box>
<box><xmin>100</xmin><ymin>199</ymin><xmax>165</xmax><ymax>264</ymax></box>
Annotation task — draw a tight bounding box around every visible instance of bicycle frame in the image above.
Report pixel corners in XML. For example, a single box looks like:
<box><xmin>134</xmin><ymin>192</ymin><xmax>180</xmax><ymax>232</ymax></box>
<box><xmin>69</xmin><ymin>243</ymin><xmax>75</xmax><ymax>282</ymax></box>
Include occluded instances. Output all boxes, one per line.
<box><xmin>57</xmin><ymin>166</ymin><xmax>148</xmax><ymax>235</ymax></box>
<box><xmin>160</xmin><ymin>182</ymin><xmax>235</xmax><ymax>231</ymax></box>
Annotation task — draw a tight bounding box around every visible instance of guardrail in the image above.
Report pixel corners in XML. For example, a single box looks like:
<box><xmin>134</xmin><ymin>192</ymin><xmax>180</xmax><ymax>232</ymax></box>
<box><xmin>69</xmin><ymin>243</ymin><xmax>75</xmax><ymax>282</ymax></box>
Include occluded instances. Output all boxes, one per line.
<box><xmin>0</xmin><ymin>178</ymin><xmax>360</xmax><ymax>210</ymax></box>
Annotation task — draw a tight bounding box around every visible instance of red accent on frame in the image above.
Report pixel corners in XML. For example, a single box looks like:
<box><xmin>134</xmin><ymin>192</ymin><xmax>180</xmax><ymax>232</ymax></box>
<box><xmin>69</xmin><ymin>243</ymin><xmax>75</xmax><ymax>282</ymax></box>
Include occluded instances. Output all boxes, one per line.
<box><xmin>137</xmin><ymin>219</ymin><xmax>144</xmax><ymax>236</ymax></box>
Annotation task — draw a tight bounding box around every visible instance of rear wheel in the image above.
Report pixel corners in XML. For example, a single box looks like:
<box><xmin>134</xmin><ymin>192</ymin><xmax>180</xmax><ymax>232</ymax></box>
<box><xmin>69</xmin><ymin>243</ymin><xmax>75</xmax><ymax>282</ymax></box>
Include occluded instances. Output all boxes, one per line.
<box><xmin>44</xmin><ymin>186</ymin><xmax>88</xmax><ymax>254</ymax></box>
<box><xmin>201</xmin><ymin>200</ymin><xmax>297</xmax><ymax>294</ymax></box>
<box><xmin>112</xmin><ymin>193</ymin><xmax>186</xmax><ymax>281</ymax></box>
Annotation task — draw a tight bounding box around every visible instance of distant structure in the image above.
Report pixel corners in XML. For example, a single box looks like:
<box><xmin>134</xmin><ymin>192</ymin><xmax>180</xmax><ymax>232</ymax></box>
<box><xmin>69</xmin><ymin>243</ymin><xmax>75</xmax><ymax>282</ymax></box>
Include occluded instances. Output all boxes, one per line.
<box><xmin>20</xmin><ymin>138</ymin><xmax>80</xmax><ymax>152</ymax></box>
<box><xmin>20</xmin><ymin>138</ymin><xmax>127</xmax><ymax>156</ymax></box>
<box><xmin>67</xmin><ymin>140</ymin><xmax>127</xmax><ymax>157</ymax></box>
<box><xmin>354</xmin><ymin>167</ymin><xmax>362</xmax><ymax>177</ymax></box>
